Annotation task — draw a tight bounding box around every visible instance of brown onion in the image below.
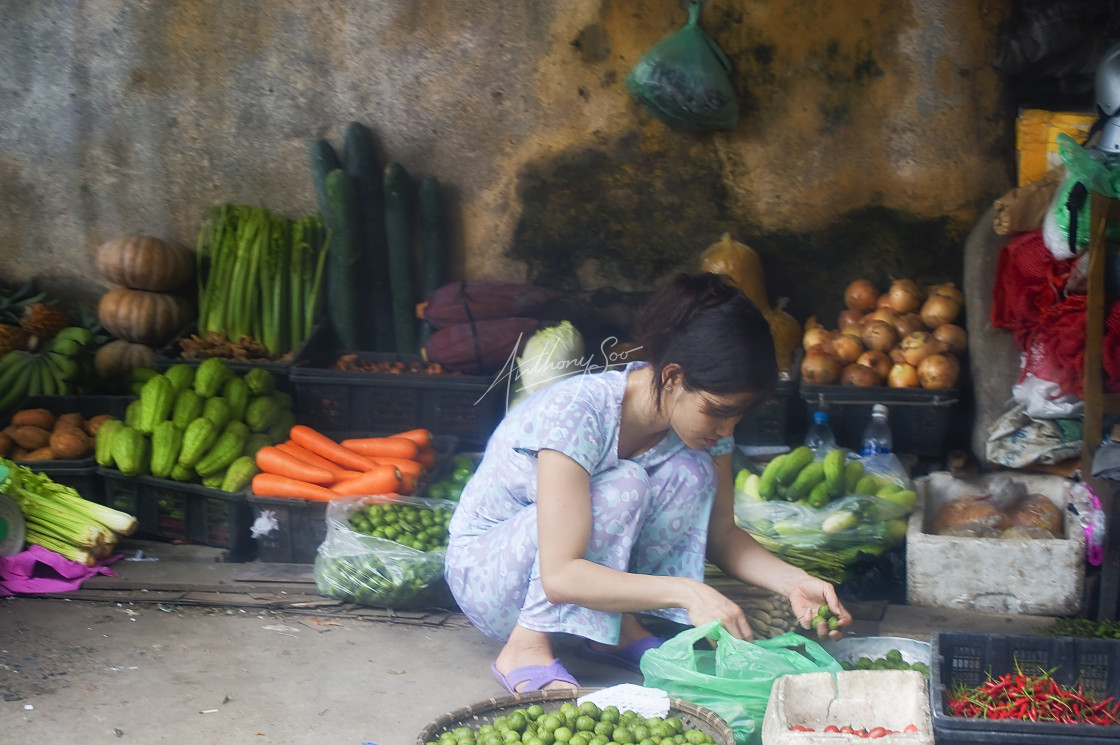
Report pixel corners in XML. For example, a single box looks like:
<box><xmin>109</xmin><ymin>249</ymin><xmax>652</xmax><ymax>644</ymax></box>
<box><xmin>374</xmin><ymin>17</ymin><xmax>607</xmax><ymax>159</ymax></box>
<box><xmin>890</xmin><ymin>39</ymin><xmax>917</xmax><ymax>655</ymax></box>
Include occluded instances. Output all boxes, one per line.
<box><xmin>857</xmin><ymin>350</ymin><xmax>892</xmax><ymax>380</ymax></box>
<box><xmin>801</xmin><ymin>349</ymin><xmax>842</xmax><ymax>385</ymax></box>
<box><xmin>832</xmin><ymin>332</ymin><xmax>864</xmax><ymax>364</ymax></box>
<box><xmin>888</xmin><ymin>362</ymin><xmax>921</xmax><ymax>388</ymax></box>
<box><xmin>867</xmin><ymin>306</ymin><xmax>898</xmax><ymax>326</ymax></box>
<box><xmin>918</xmin><ymin>353</ymin><xmax>960</xmax><ymax>390</ymax></box>
<box><xmin>861</xmin><ymin>319</ymin><xmax>899</xmax><ymax>353</ymax></box>
<box><xmin>886</xmin><ymin>278</ymin><xmax>923</xmax><ymax>314</ymax></box>
<box><xmin>802</xmin><ymin>325</ymin><xmax>834</xmax><ymax>353</ymax></box>
<box><xmin>920</xmin><ymin>293</ymin><xmax>962</xmax><ymax>328</ymax></box>
<box><xmin>844</xmin><ymin>278</ymin><xmax>880</xmax><ymax>312</ymax></box>
<box><xmin>889</xmin><ymin>347</ymin><xmax>907</xmax><ymax>365</ymax></box>
<box><xmin>893</xmin><ymin>312</ymin><xmax>926</xmax><ymax>338</ymax></box>
<box><xmin>899</xmin><ymin>330</ymin><xmax>945</xmax><ymax>366</ymax></box>
<box><xmin>838</xmin><ymin>308</ymin><xmax>864</xmax><ymax>331</ymax></box>
<box><xmin>840</xmin><ymin>363</ymin><xmax>882</xmax><ymax>387</ymax></box>
<box><xmin>932</xmin><ymin>323</ymin><xmax>968</xmax><ymax>355</ymax></box>
<box><xmin>930</xmin><ymin>282</ymin><xmax>965</xmax><ymax>305</ymax></box>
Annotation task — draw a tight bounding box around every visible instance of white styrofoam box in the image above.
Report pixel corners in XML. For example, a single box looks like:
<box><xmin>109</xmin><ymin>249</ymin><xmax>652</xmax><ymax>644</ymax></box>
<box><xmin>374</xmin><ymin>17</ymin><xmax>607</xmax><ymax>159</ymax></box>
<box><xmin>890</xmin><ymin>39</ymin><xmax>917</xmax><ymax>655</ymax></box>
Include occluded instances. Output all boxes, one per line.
<box><xmin>761</xmin><ymin>670</ymin><xmax>933</xmax><ymax>745</ymax></box>
<box><xmin>906</xmin><ymin>471</ymin><xmax>1084</xmax><ymax>616</ymax></box>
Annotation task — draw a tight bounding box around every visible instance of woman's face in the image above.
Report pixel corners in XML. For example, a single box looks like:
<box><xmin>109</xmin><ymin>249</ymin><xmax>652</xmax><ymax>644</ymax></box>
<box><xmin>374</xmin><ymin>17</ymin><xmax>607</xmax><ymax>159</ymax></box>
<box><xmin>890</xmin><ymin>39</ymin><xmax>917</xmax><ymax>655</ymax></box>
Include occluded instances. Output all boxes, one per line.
<box><xmin>669</xmin><ymin>387</ymin><xmax>760</xmax><ymax>450</ymax></box>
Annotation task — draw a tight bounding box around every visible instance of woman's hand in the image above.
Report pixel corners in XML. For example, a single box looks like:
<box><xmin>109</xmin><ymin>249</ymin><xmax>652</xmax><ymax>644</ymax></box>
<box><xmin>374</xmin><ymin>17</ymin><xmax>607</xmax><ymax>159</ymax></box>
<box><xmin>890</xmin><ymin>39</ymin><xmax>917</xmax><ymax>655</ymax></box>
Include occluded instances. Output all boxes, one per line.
<box><xmin>683</xmin><ymin>579</ymin><xmax>756</xmax><ymax>641</ymax></box>
<box><xmin>789</xmin><ymin>577</ymin><xmax>851</xmax><ymax>640</ymax></box>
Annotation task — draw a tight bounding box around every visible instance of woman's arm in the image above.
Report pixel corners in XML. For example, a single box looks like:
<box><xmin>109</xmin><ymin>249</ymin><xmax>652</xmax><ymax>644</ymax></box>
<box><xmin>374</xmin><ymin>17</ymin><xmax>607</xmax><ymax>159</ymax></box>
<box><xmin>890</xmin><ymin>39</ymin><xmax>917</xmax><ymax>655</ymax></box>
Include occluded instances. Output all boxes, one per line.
<box><xmin>705</xmin><ymin>452</ymin><xmax>851</xmax><ymax>638</ymax></box>
<box><xmin>535</xmin><ymin>448</ymin><xmax>754</xmax><ymax>638</ymax></box>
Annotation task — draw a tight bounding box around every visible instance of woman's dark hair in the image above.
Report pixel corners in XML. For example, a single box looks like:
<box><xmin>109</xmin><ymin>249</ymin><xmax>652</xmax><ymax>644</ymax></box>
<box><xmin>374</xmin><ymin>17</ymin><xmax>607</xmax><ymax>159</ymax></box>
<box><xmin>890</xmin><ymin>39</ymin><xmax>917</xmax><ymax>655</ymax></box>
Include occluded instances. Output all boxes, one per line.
<box><xmin>636</xmin><ymin>272</ymin><xmax>778</xmax><ymax>415</ymax></box>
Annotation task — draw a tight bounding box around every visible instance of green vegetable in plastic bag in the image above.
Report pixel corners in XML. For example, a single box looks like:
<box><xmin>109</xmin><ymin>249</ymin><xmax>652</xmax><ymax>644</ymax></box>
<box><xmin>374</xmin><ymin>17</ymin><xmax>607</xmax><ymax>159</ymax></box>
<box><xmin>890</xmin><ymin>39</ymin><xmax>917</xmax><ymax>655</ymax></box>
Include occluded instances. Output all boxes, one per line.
<box><xmin>625</xmin><ymin>1</ymin><xmax>738</xmax><ymax>130</ymax></box>
<box><xmin>1050</xmin><ymin>133</ymin><xmax>1120</xmax><ymax>253</ymax></box>
<box><xmin>640</xmin><ymin>620</ymin><xmax>841</xmax><ymax>744</ymax></box>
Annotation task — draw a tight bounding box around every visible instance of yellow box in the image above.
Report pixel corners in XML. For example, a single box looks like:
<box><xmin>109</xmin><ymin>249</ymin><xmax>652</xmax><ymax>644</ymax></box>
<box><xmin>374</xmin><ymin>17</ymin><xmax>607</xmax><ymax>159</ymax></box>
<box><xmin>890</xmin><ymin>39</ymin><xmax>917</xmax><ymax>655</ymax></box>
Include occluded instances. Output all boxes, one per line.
<box><xmin>1016</xmin><ymin>108</ymin><xmax>1097</xmax><ymax>186</ymax></box>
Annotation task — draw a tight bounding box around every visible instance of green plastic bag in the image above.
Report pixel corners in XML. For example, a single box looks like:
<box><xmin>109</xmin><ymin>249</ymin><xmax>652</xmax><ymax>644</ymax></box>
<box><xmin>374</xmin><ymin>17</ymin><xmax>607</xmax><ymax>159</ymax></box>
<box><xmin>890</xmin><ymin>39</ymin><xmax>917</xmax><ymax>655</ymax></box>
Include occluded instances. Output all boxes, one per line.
<box><xmin>640</xmin><ymin>620</ymin><xmax>841</xmax><ymax>744</ymax></box>
<box><xmin>1050</xmin><ymin>133</ymin><xmax>1120</xmax><ymax>253</ymax></box>
<box><xmin>625</xmin><ymin>1</ymin><xmax>738</xmax><ymax>130</ymax></box>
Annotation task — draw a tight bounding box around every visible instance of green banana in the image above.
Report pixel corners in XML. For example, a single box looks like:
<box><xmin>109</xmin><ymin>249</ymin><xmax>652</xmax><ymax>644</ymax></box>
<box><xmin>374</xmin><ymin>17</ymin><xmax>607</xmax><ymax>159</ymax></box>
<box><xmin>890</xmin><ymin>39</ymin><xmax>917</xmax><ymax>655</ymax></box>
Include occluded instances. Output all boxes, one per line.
<box><xmin>38</xmin><ymin>360</ymin><xmax>57</xmax><ymax>396</ymax></box>
<box><xmin>46</xmin><ymin>350</ymin><xmax>80</xmax><ymax>382</ymax></box>
<box><xmin>26</xmin><ymin>358</ymin><xmax>43</xmax><ymax>396</ymax></box>
<box><xmin>47</xmin><ymin>337</ymin><xmax>81</xmax><ymax>357</ymax></box>
<box><xmin>49</xmin><ymin>326</ymin><xmax>93</xmax><ymax>347</ymax></box>
<box><xmin>0</xmin><ymin>358</ymin><xmax>33</xmax><ymax>411</ymax></box>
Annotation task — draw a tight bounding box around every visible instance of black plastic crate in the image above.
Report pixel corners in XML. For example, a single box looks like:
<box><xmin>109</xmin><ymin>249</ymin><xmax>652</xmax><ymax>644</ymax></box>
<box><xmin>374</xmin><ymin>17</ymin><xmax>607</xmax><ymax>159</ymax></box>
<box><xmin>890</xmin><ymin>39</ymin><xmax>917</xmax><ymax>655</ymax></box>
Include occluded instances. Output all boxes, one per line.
<box><xmin>290</xmin><ymin>331</ymin><xmax>505</xmax><ymax>450</ymax></box>
<box><xmin>99</xmin><ymin>468</ymin><xmax>254</xmax><ymax>561</ymax></box>
<box><xmin>734</xmin><ymin>379</ymin><xmax>806</xmax><ymax>447</ymax></box>
<box><xmin>248</xmin><ymin>433</ymin><xmax>457</xmax><ymax>564</ymax></box>
<box><xmin>247</xmin><ymin>495</ymin><xmax>328</xmax><ymax>564</ymax></box>
<box><xmin>799</xmin><ymin>384</ymin><xmax>958</xmax><ymax>457</ymax></box>
<box><xmin>931</xmin><ymin>632</ymin><xmax>1120</xmax><ymax>744</ymax></box>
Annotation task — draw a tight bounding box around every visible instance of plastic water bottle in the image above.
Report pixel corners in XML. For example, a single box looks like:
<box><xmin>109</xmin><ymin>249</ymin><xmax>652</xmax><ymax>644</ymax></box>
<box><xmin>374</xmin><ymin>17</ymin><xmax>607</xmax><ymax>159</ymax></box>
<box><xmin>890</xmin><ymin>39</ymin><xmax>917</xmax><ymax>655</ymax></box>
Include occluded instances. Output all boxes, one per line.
<box><xmin>860</xmin><ymin>404</ymin><xmax>893</xmax><ymax>455</ymax></box>
<box><xmin>804</xmin><ymin>410</ymin><xmax>837</xmax><ymax>453</ymax></box>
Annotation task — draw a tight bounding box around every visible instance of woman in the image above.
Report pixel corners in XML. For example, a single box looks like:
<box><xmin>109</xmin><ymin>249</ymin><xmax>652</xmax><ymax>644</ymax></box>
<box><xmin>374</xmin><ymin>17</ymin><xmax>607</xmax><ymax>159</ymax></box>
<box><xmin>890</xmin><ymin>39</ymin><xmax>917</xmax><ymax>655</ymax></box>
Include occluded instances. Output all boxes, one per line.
<box><xmin>446</xmin><ymin>272</ymin><xmax>851</xmax><ymax>693</ymax></box>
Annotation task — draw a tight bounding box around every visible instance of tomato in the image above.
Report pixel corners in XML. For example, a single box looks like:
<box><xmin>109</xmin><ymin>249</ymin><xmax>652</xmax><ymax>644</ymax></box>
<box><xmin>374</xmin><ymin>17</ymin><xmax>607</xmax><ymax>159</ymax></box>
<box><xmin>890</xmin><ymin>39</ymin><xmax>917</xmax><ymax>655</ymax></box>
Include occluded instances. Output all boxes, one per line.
<box><xmin>867</xmin><ymin>727</ymin><xmax>888</xmax><ymax>738</ymax></box>
<box><xmin>903</xmin><ymin>723</ymin><xmax>920</xmax><ymax>734</ymax></box>
<box><xmin>788</xmin><ymin>724</ymin><xmax>814</xmax><ymax>732</ymax></box>
<box><xmin>823</xmin><ymin>725</ymin><xmax>841</xmax><ymax>733</ymax></box>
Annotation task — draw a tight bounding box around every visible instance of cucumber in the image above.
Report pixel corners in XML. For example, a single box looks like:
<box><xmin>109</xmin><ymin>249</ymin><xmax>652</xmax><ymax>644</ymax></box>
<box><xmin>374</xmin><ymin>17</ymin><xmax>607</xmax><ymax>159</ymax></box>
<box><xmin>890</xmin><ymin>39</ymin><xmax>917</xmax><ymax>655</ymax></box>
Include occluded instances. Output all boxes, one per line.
<box><xmin>309</xmin><ymin>139</ymin><xmax>342</xmax><ymax>217</ymax></box>
<box><xmin>344</xmin><ymin>121</ymin><xmax>394</xmax><ymax>352</ymax></box>
<box><xmin>323</xmin><ymin>168</ymin><xmax>363</xmax><ymax>350</ymax></box>
<box><xmin>384</xmin><ymin>162</ymin><xmax>417</xmax><ymax>353</ymax></box>
<box><xmin>417</xmin><ymin>174</ymin><xmax>448</xmax><ymax>349</ymax></box>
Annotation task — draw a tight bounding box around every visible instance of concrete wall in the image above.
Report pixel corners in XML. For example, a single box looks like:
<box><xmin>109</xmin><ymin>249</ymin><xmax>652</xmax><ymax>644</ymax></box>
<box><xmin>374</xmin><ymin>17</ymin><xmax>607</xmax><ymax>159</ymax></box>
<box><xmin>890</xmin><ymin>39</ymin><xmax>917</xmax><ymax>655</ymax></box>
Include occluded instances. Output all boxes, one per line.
<box><xmin>0</xmin><ymin>0</ymin><xmax>1014</xmax><ymax>328</ymax></box>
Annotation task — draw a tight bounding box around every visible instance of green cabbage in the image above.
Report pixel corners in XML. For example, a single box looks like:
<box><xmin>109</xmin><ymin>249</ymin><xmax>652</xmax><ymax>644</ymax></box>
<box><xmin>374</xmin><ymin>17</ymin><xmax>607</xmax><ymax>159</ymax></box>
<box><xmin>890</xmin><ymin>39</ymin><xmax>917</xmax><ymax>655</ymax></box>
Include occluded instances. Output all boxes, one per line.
<box><xmin>513</xmin><ymin>321</ymin><xmax>585</xmax><ymax>403</ymax></box>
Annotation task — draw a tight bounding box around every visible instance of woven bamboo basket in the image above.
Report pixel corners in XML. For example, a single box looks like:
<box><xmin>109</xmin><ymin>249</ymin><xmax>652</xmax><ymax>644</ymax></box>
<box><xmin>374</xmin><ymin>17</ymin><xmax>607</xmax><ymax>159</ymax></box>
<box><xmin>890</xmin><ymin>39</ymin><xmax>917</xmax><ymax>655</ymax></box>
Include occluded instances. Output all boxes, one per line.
<box><xmin>416</xmin><ymin>687</ymin><xmax>735</xmax><ymax>745</ymax></box>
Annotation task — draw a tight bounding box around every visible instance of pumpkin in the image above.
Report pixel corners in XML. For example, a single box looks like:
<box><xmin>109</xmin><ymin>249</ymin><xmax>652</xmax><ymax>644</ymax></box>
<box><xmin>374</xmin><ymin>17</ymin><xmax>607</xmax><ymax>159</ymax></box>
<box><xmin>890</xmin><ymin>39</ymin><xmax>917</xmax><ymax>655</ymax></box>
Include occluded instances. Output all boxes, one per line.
<box><xmin>764</xmin><ymin>297</ymin><xmax>802</xmax><ymax>375</ymax></box>
<box><xmin>699</xmin><ymin>233</ymin><xmax>771</xmax><ymax>313</ymax></box>
<box><xmin>93</xmin><ymin>338</ymin><xmax>156</xmax><ymax>380</ymax></box>
<box><xmin>95</xmin><ymin>235</ymin><xmax>195</xmax><ymax>292</ymax></box>
<box><xmin>97</xmin><ymin>287</ymin><xmax>193</xmax><ymax>346</ymax></box>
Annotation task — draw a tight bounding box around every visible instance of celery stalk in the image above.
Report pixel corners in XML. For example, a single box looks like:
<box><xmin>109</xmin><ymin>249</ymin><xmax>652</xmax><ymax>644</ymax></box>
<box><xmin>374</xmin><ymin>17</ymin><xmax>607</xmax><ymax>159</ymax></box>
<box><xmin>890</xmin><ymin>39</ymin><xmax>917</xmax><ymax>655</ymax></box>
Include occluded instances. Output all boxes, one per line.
<box><xmin>24</xmin><ymin>527</ymin><xmax>96</xmax><ymax>567</ymax></box>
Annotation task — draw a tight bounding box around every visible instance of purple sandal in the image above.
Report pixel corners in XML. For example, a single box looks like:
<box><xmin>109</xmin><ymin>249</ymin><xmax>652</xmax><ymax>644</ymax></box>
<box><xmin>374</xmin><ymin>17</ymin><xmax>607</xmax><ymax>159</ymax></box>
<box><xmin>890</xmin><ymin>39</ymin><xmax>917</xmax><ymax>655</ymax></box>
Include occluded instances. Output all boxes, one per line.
<box><xmin>576</xmin><ymin>636</ymin><xmax>664</xmax><ymax>673</ymax></box>
<box><xmin>491</xmin><ymin>659</ymin><xmax>580</xmax><ymax>693</ymax></box>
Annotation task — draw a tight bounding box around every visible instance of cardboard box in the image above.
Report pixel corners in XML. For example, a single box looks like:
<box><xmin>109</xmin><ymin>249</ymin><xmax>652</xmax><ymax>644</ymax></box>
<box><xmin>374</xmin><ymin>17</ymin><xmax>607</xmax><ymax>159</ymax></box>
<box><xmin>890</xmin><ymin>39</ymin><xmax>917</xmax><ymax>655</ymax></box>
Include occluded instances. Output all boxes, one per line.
<box><xmin>1016</xmin><ymin>108</ymin><xmax>1097</xmax><ymax>186</ymax></box>
<box><xmin>906</xmin><ymin>471</ymin><xmax>1084</xmax><ymax>616</ymax></box>
<box><xmin>761</xmin><ymin>670</ymin><xmax>933</xmax><ymax>745</ymax></box>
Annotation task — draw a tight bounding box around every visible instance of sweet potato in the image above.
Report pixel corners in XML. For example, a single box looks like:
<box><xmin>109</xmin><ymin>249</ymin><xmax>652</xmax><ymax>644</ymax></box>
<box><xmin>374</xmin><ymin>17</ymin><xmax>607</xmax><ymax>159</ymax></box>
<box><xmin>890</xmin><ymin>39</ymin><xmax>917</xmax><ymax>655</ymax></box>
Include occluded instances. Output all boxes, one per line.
<box><xmin>10</xmin><ymin>425</ymin><xmax>51</xmax><ymax>451</ymax></box>
<box><xmin>56</xmin><ymin>412</ymin><xmax>84</xmax><ymax>430</ymax></box>
<box><xmin>49</xmin><ymin>427</ymin><xmax>91</xmax><ymax>460</ymax></box>
<box><xmin>20</xmin><ymin>446</ymin><xmax>55</xmax><ymax>462</ymax></box>
<box><xmin>0</xmin><ymin>432</ymin><xmax>12</xmax><ymax>458</ymax></box>
<box><xmin>84</xmin><ymin>414</ymin><xmax>116</xmax><ymax>437</ymax></box>
<box><xmin>11</xmin><ymin>408</ymin><xmax>56</xmax><ymax>430</ymax></box>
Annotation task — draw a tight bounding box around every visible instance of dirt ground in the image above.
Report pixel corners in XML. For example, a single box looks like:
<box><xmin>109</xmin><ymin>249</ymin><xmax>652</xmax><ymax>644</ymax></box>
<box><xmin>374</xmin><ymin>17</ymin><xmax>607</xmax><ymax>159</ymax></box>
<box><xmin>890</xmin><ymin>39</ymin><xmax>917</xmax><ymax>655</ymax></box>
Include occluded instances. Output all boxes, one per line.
<box><xmin>0</xmin><ymin>595</ymin><xmax>644</xmax><ymax>745</ymax></box>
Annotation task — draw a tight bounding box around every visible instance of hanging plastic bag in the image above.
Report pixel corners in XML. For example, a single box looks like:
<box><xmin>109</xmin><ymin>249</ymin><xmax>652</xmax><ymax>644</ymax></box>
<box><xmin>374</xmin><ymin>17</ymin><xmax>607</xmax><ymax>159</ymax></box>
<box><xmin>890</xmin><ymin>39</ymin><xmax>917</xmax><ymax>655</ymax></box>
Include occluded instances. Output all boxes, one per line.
<box><xmin>313</xmin><ymin>494</ymin><xmax>457</xmax><ymax>609</ymax></box>
<box><xmin>625</xmin><ymin>1</ymin><xmax>738</xmax><ymax>130</ymax></box>
<box><xmin>640</xmin><ymin>620</ymin><xmax>841</xmax><ymax>744</ymax></box>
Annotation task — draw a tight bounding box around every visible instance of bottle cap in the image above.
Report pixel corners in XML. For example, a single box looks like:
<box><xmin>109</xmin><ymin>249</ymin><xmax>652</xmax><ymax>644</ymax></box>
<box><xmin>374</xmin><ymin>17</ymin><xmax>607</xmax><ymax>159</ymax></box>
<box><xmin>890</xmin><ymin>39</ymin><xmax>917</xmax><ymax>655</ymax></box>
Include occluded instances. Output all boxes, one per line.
<box><xmin>813</xmin><ymin>410</ymin><xmax>828</xmax><ymax>424</ymax></box>
<box><xmin>872</xmin><ymin>404</ymin><xmax>888</xmax><ymax>417</ymax></box>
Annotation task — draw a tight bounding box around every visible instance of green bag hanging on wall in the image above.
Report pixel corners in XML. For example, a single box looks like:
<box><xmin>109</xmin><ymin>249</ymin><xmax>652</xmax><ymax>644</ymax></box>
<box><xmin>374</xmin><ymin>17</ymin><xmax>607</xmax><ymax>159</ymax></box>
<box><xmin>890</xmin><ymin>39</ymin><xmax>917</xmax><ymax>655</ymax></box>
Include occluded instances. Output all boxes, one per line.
<box><xmin>640</xmin><ymin>620</ymin><xmax>841</xmax><ymax>744</ymax></box>
<box><xmin>625</xmin><ymin>1</ymin><xmax>739</xmax><ymax>130</ymax></box>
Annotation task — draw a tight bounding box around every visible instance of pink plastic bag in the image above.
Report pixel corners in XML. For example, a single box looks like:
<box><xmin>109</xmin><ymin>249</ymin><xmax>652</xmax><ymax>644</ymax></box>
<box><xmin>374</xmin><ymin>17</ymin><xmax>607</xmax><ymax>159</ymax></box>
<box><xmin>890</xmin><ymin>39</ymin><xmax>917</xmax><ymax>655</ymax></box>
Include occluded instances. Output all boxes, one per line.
<box><xmin>0</xmin><ymin>544</ymin><xmax>120</xmax><ymax>597</ymax></box>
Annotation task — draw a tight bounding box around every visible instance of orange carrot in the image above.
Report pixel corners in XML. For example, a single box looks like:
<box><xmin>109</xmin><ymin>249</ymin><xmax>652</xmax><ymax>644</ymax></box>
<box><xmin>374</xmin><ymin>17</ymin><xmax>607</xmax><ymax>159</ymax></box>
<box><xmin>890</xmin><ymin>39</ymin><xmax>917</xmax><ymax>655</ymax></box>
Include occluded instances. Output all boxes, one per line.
<box><xmin>290</xmin><ymin>425</ymin><xmax>378</xmax><ymax>472</ymax></box>
<box><xmin>398</xmin><ymin>471</ymin><xmax>420</xmax><ymax>495</ymax></box>
<box><xmin>416</xmin><ymin>448</ymin><xmax>436</xmax><ymax>469</ymax></box>
<box><xmin>340</xmin><ymin>435</ymin><xmax>420</xmax><ymax>460</ymax></box>
<box><xmin>251</xmin><ymin>473</ymin><xmax>338</xmax><ymax>501</ymax></box>
<box><xmin>255</xmin><ymin>446</ymin><xmax>336</xmax><ymax>484</ymax></box>
<box><xmin>329</xmin><ymin>464</ymin><xmax>402</xmax><ymax>496</ymax></box>
<box><xmin>368</xmin><ymin>456</ymin><xmax>425</xmax><ymax>479</ymax></box>
<box><xmin>392</xmin><ymin>428</ymin><xmax>435</xmax><ymax>449</ymax></box>
<box><xmin>276</xmin><ymin>441</ymin><xmax>362</xmax><ymax>481</ymax></box>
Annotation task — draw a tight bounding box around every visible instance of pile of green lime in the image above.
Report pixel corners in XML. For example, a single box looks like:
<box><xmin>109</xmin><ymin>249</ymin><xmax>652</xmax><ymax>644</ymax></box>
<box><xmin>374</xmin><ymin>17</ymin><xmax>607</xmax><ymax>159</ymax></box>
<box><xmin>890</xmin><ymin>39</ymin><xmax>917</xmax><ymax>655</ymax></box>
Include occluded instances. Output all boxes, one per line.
<box><xmin>425</xmin><ymin>454</ymin><xmax>477</xmax><ymax>501</ymax></box>
<box><xmin>427</xmin><ymin>701</ymin><xmax>718</xmax><ymax>745</ymax></box>
<box><xmin>347</xmin><ymin>502</ymin><xmax>454</xmax><ymax>552</ymax></box>
<box><xmin>840</xmin><ymin>648</ymin><xmax>930</xmax><ymax>675</ymax></box>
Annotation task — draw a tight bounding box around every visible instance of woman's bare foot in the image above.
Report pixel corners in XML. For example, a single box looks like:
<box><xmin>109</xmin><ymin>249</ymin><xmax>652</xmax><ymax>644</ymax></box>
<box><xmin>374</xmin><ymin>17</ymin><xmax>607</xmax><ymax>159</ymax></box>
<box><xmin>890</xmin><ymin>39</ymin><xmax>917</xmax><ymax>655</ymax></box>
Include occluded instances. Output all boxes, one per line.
<box><xmin>493</xmin><ymin>624</ymin><xmax>578</xmax><ymax>692</ymax></box>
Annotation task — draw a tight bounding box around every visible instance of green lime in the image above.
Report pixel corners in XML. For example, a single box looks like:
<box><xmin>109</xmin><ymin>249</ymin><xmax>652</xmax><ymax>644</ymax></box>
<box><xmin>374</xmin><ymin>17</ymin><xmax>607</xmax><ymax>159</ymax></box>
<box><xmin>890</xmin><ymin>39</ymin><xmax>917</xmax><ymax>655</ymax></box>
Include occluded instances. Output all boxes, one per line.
<box><xmin>553</xmin><ymin>726</ymin><xmax>573</xmax><ymax>743</ymax></box>
<box><xmin>575</xmin><ymin>715</ymin><xmax>596</xmax><ymax>733</ymax></box>
<box><xmin>611</xmin><ymin>726</ymin><xmax>634</xmax><ymax>744</ymax></box>
<box><xmin>593</xmin><ymin>721</ymin><xmax>613</xmax><ymax>738</ymax></box>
